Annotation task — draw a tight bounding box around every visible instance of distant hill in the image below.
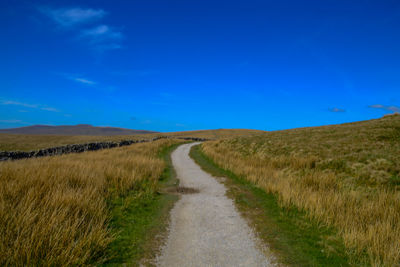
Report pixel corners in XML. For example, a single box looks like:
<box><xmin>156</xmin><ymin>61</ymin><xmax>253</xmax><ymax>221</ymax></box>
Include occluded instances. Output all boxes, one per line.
<box><xmin>0</xmin><ymin>124</ymin><xmax>157</xmax><ymax>136</ymax></box>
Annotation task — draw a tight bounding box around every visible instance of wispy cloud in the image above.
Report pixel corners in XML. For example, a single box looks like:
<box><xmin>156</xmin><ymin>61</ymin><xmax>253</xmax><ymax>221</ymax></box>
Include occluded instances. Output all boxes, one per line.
<box><xmin>39</xmin><ymin>6</ymin><xmax>123</xmax><ymax>52</ymax></box>
<box><xmin>0</xmin><ymin>119</ymin><xmax>24</xmax><ymax>124</ymax></box>
<box><xmin>39</xmin><ymin>7</ymin><xmax>106</xmax><ymax>27</ymax></box>
<box><xmin>329</xmin><ymin>107</ymin><xmax>346</xmax><ymax>113</ymax></box>
<box><xmin>41</xmin><ymin>107</ymin><xmax>60</xmax><ymax>112</ymax></box>
<box><xmin>72</xmin><ymin>77</ymin><xmax>96</xmax><ymax>85</ymax></box>
<box><xmin>80</xmin><ymin>25</ymin><xmax>123</xmax><ymax>51</ymax></box>
<box><xmin>2</xmin><ymin>100</ymin><xmax>38</xmax><ymax>108</ymax></box>
<box><xmin>1</xmin><ymin>100</ymin><xmax>59</xmax><ymax>112</ymax></box>
<box><xmin>81</xmin><ymin>25</ymin><xmax>122</xmax><ymax>40</ymax></box>
<box><xmin>369</xmin><ymin>104</ymin><xmax>400</xmax><ymax>113</ymax></box>
<box><xmin>55</xmin><ymin>72</ymin><xmax>97</xmax><ymax>85</ymax></box>
<box><xmin>57</xmin><ymin>73</ymin><xmax>118</xmax><ymax>92</ymax></box>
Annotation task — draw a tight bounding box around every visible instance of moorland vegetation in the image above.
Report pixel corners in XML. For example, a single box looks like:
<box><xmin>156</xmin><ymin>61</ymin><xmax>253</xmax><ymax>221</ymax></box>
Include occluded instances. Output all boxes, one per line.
<box><xmin>0</xmin><ymin>139</ymin><xmax>183</xmax><ymax>266</ymax></box>
<box><xmin>202</xmin><ymin>114</ymin><xmax>400</xmax><ymax>266</ymax></box>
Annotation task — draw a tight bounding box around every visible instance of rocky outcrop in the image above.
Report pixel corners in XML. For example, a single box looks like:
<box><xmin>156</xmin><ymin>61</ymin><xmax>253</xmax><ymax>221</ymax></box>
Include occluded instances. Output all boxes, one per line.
<box><xmin>0</xmin><ymin>136</ymin><xmax>208</xmax><ymax>161</ymax></box>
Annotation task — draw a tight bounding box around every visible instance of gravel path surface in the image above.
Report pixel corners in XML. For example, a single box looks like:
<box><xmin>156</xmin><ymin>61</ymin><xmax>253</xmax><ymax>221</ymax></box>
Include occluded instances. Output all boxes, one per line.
<box><xmin>157</xmin><ymin>143</ymin><xmax>272</xmax><ymax>267</ymax></box>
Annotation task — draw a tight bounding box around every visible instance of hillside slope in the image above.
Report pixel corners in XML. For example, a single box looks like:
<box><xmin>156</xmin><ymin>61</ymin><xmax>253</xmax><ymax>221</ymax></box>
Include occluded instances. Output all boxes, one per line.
<box><xmin>202</xmin><ymin>114</ymin><xmax>400</xmax><ymax>266</ymax></box>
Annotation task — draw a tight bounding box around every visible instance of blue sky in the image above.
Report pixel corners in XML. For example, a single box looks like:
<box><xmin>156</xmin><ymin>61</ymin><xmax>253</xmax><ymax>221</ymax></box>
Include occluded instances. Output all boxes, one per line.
<box><xmin>1</xmin><ymin>0</ymin><xmax>399</xmax><ymax>132</ymax></box>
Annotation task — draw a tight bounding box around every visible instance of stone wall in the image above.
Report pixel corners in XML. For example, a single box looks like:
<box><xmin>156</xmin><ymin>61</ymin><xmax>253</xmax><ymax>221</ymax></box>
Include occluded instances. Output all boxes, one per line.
<box><xmin>0</xmin><ymin>136</ymin><xmax>208</xmax><ymax>161</ymax></box>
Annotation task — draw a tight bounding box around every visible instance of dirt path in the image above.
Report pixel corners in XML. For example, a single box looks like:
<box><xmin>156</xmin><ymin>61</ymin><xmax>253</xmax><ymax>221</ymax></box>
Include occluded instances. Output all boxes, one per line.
<box><xmin>157</xmin><ymin>143</ymin><xmax>272</xmax><ymax>267</ymax></box>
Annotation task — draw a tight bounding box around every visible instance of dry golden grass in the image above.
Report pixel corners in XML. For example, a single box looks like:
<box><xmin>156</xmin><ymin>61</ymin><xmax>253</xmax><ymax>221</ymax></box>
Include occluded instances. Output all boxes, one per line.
<box><xmin>161</xmin><ymin>129</ymin><xmax>264</xmax><ymax>140</ymax></box>
<box><xmin>202</xmin><ymin>114</ymin><xmax>400</xmax><ymax>266</ymax></box>
<box><xmin>0</xmin><ymin>138</ymin><xmax>182</xmax><ymax>266</ymax></box>
<box><xmin>0</xmin><ymin>134</ymin><xmax>152</xmax><ymax>151</ymax></box>
<box><xmin>0</xmin><ymin>129</ymin><xmax>262</xmax><ymax>151</ymax></box>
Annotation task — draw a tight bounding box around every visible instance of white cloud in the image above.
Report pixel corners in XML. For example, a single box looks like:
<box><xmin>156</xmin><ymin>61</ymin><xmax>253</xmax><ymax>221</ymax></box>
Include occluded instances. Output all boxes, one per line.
<box><xmin>55</xmin><ymin>73</ymin><xmax>97</xmax><ymax>85</ymax></box>
<box><xmin>0</xmin><ymin>119</ymin><xmax>23</xmax><ymax>124</ymax></box>
<box><xmin>387</xmin><ymin>106</ymin><xmax>400</xmax><ymax>112</ymax></box>
<box><xmin>1</xmin><ymin>100</ymin><xmax>59</xmax><ymax>112</ymax></box>
<box><xmin>369</xmin><ymin>104</ymin><xmax>384</xmax><ymax>109</ymax></box>
<box><xmin>39</xmin><ymin>7</ymin><xmax>106</xmax><ymax>27</ymax></box>
<box><xmin>369</xmin><ymin>104</ymin><xmax>400</xmax><ymax>113</ymax></box>
<box><xmin>72</xmin><ymin>77</ymin><xmax>96</xmax><ymax>85</ymax></box>
<box><xmin>329</xmin><ymin>107</ymin><xmax>345</xmax><ymax>113</ymax></box>
<box><xmin>80</xmin><ymin>25</ymin><xmax>123</xmax><ymax>51</ymax></box>
<box><xmin>41</xmin><ymin>107</ymin><xmax>60</xmax><ymax>112</ymax></box>
<box><xmin>82</xmin><ymin>25</ymin><xmax>122</xmax><ymax>39</ymax></box>
<box><xmin>2</xmin><ymin>100</ymin><xmax>37</xmax><ymax>108</ymax></box>
<box><xmin>39</xmin><ymin>6</ymin><xmax>123</xmax><ymax>53</ymax></box>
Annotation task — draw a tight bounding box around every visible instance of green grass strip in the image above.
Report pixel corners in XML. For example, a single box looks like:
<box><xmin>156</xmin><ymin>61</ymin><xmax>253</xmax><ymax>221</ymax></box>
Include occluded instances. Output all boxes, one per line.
<box><xmin>101</xmin><ymin>143</ymin><xmax>182</xmax><ymax>266</ymax></box>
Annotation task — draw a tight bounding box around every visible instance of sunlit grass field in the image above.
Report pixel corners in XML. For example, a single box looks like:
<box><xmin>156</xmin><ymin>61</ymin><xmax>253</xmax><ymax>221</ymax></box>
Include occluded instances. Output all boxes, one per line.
<box><xmin>0</xmin><ymin>134</ymin><xmax>146</xmax><ymax>151</ymax></box>
<box><xmin>0</xmin><ymin>127</ymin><xmax>262</xmax><ymax>266</ymax></box>
<box><xmin>0</xmin><ymin>139</ymin><xmax>183</xmax><ymax>266</ymax></box>
<box><xmin>0</xmin><ymin>129</ymin><xmax>263</xmax><ymax>151</ymax></box>
<box><xmin>202</xmin><ymin>114</ymin><xmax>400</xmax><ymax>266</ymax></box>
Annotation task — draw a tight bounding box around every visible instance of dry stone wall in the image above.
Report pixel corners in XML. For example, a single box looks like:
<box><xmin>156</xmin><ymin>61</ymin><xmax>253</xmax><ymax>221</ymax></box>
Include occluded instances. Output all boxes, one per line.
<box><xmin>0</xmin><ymin>136</ymin><xmax>208</xmax><ymax>161</ymax></box>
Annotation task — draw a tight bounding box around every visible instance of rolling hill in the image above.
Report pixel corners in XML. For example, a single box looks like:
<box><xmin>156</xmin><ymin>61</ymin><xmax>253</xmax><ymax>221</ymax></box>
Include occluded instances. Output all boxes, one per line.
<box><xmin>0</xmin><ymin>124</ymin><xmax>157</xmax><ymax>136</ymax></box>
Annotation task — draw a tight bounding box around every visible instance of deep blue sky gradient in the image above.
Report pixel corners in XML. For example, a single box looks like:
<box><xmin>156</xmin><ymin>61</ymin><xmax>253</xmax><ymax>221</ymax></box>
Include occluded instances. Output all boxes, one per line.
<box><xmin>1</xmin><ymin>0</ymin><xmax>399</xmax><ymax>131</ymax></box>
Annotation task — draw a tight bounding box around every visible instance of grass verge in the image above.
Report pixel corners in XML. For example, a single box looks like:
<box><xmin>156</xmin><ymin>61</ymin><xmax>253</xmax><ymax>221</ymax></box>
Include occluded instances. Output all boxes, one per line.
<box><xmin>190</xmin><ymin>144</ymin><xmax>358</xmax><ymax>267</ymax></box>
<box><xmin>102</xmin><ymin>142</ymin><xmax>183</xmax><ymax>266</ymax></box>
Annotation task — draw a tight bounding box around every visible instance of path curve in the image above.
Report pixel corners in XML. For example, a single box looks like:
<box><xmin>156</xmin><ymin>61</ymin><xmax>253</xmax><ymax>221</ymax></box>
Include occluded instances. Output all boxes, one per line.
<box><xmin>157</xmin><ymin>143</ymin><xmax>271</xmax><ymax>267</ymax></box>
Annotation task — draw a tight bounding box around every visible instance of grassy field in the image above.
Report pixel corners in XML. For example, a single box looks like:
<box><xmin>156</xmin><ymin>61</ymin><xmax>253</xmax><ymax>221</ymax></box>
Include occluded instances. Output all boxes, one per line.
<box><xmin>202</xmin><ymin>114</ymin><xmax>400</xmax><ymax>266</ymax></box>
<box><xmin>0</xmin><ymin>134</ymin><xmax>152</xmax><ymax>151</ymax></box>
<box><xmin>190</xmin><ymin>144</ymin><xmax>351</xmax><ymax>266</ymax></box>
<box><xmin>5</xmin><ymin>116</ymin><xmax>397</xmax><ymax>265</ymax></box>
<box><xmin>0</xmin><ymin>139</ymin><xmax>184</xmax><ymax>266</ymax></box>
<box><xmin>0</xmin><ymin>129</ymin><xmax>263</xmax><ymax>151</ymax></box>
<box><xmin>161</xmin><ymin>128</ymin><xmax>263</xmax><ymax>140</ymax></box>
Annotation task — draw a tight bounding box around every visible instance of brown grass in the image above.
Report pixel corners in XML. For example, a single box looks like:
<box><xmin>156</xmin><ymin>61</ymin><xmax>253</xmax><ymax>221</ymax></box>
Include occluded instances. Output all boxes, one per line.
<box><xmin>0</xmin><ymin>129</ymin><xmax>263</xmax><ymax>151</ymax></box>
<box><xmin>202</xmin><ymin>114</ymin><xmax>400</xmax><ymax>266</ymax></box>
<box><xmin>0</xmin><ymin>138</ymin><xmax>182</xmax><ymax>266</ymax></box>
<box><xmin>0</xmin><ymin>134</ymin><xmax>151</xmax><ymax>151</ymax></box>
<box><xmin>162</xmin><ymin>129</ymin><xmax>264</xmax><ymax>140</ymax></box>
